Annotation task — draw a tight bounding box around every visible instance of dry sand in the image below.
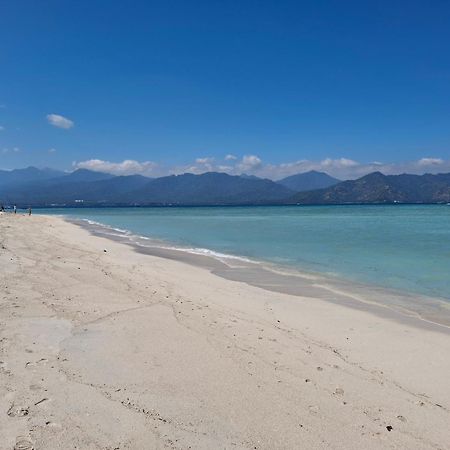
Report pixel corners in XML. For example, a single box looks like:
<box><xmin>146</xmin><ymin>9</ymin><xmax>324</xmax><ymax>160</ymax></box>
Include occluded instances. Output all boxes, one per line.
<box><xmin>1</xmin><ymin>213</ymin><xmax>449</xmax><ymax>449</ymax></box>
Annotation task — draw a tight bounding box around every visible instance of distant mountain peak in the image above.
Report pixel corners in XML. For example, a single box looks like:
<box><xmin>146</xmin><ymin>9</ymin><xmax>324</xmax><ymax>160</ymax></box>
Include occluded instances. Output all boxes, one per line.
<box><xmin>304</xmin><ymin>170</ymin><xmax>328</xmax><ymax>175</ymax></box>
<box><xmin>277</xmin><ymin>170</ymin><xmax>340</xmax><ymax>192</ymax></box>
<box><xmin>0</xmin><ymin>166</ymin><xmax>65</xmax><ymax>187</ymax></box>
<box><xmin>63</xmin><ymin>168</ymin><xmax>115</xmax><ymax>182</ymax></box>
<box><xmin>70</xmin><ymin>168</ymin><xmax>106</xmax><ymax>175</ymax></box>
<box><xmin>240</xmin><ymin>173</ymin><xmax>261</xmax><ymax>180</ymax></box>
<box><xmin>362</xmin><ymin>171</ymin><xmax>386</xmax><ymax>179</ymax></box>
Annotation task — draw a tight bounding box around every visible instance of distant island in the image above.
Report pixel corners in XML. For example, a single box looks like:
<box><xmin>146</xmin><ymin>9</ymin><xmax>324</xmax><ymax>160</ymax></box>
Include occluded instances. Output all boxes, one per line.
<box><xmin>1</xmin><ymin>166</ymin><xmax>450</xmax><ymax>206</ymax></box>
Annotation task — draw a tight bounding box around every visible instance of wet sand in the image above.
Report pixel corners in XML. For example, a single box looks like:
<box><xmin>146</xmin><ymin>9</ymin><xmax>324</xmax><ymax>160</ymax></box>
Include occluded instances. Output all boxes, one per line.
<box><xmin>1</xmin><ymin>213</ymin><xmax>449</xmax><ymax>449</ymax></box>
<box><xmin>78</xmin><ymin>217</ymin><xmax>450</xmax><ymax>331</ymax></box>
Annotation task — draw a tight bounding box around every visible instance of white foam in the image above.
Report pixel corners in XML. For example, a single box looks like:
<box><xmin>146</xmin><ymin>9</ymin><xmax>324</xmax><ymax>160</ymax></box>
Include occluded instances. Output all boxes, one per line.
<box><xmin>82</xmin><ymin>218</ymin><xmax>254</xmax><ymax>264</ymax></box>
<box><xmin>82</xmin><ymin>219</ymin><xmax>131</xmax><ymax>235</ymax></box>
<box><xmin>149</xmin><ymin>244</ymin><xmax>255</xmax><ymax>263</ymax></box>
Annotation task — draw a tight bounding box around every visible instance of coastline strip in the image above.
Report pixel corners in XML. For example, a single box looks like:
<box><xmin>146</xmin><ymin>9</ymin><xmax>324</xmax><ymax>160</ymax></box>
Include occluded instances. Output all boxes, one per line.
<box><xmin>70</xmin><ymin>215</ymin><xmax>450</xmax><ymax>332</ymax></box>
<box><xmin>2</xmin><ymin>213</ymin><xmax>450</xmax><ymax>449</ymax></box>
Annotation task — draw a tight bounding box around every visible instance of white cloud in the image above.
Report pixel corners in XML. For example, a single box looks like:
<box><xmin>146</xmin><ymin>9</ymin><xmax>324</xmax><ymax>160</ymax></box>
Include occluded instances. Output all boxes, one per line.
<box><xmin>321</xmin><ymin>157</ymin><xmax>359</xmax><ymax>168</ymax></box>
<box><xmin>71</xmin><ymin>155</ymin><xmax>450</xmax><ymax>180</ymax></box>
<box><xmin>74</xmin><ymin>159</ymin><xmax>157</xmax><ymax>176</ymax></box>
<box><xmin>1</xmin><ymin>147</ymin><xmax>20</xmax><ymax>154</ymax></box>
<box><xmin>260</xmin><ymin>157</ymin><xmax>450</xmax><ymax>180</ymax></box>
<box><xmin>237</xmin><ymin>154</ymin><xmax>262</xmax><ymax>172</ymax></box>
<box><xmin>46</xmin><ymin>113</ymin><xmax>74</xmax><ymax>129</ymax></box>
<box><xmin>224</xmin><ymin>155</ymin><xmax>450</xmax><ymax>179</ymax></box>
<box><xmin>243</xmin><ymin>155</ymin><xmax>262</xmax><ymax>166</ymax></box>
<box><xmin>225</xmin><ymin>154</ymin><xmax>237</xmax><ymax>161</ymax></box>
<box><xmin>417</xmin><ymin>157</ymin><xmax>444</xmax><ymax>166</ymax></box>
<box><xmin>170</xmin><ymin>156</ymin><xmax>216</xmax><ymax>175</ymax></box>
<box><xmin>48</xmin><ymin>148</ymin><xmax>57</xmax><ymax>154</ymax></box>
<box><xmin>0</xmin><ymin>125</ymin><xmax>4</xmax><ymax>131</ymax></box>
<box><xmin>217</xmin><ymin>165</ymin><xmax>234</xmax><ymax>172</ymax></box>
<box><xmin>195</xmin><ymin>157</ymin><xmax>214</xmax><ymax>165</ymax></box>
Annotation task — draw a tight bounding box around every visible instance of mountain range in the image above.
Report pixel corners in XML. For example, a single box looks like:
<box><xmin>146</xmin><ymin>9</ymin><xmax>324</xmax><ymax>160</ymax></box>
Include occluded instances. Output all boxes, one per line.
<box><xmin>0</xmin><ymin>166</ymin><xmax>449</xmax><ymax>206</ymax></box>
<box><xmin>0</xmin><ymin>168</ymin><xmax>294</xmax><ymax>206</ymax></box>
<box><xmin>289</xmin><ymin>171</ymin><xmax>450</xmax><ymax>204</ymax></box>
<box><xmin>0</xmin><ymin>167</ymin><xmax>64</xmax><ymax>187</ymax></box>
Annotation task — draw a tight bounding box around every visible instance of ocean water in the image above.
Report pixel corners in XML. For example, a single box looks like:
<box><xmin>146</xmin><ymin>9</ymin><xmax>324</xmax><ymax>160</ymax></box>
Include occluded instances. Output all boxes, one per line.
<box><xmin>40</xmin><ymin>205</ymin><xmax>450</xmax><ymax>301</ymax></box>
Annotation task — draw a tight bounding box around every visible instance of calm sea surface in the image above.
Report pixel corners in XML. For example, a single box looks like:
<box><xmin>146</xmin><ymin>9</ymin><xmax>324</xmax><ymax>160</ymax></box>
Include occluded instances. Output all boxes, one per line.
<box><xmin>40</xmin><ymin>205</ymin><xmax>450</xmax><ymax>301</ymax></box>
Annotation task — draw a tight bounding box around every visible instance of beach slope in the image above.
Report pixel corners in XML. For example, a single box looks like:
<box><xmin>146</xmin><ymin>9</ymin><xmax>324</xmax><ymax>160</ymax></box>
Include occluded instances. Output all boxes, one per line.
<box><xmin>1</xmin><ymin>214</ymin><xmax>449</xmax><ymax>449</ymax></box>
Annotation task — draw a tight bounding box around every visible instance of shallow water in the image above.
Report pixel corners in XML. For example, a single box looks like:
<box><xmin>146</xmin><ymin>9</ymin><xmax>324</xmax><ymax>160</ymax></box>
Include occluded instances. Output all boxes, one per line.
<box><xmin>40</xmin><ymin>205</ymin><xmax>450</xmax><ymax>301</ymax></box>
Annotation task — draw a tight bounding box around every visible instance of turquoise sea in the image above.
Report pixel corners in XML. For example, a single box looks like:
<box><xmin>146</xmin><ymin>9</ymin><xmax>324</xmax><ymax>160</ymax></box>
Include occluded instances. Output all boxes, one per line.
<box><xmin>40</xmin><ymin>205</ymin><xmax>450</xmax><ymax>302</ymax></box>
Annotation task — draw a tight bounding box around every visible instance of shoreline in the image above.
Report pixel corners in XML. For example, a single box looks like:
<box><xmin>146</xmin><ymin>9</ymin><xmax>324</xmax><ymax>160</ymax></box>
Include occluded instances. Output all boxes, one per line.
<box><xmin>71</xmin><ymin>215</ymin><xmax>450</xmax><ymax>332</ymax></box>
<box><xmin>1</xmin><ymin>213</ymin><xmax>450</xmax><ymax>449</ymax></box>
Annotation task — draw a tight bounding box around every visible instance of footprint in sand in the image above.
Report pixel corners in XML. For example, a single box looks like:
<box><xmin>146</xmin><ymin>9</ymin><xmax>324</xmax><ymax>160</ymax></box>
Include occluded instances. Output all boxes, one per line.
<box><xmin>14</xmin><ymin>437</ymin><xmax>34</xmax><ymax>450</ymax></box>
<box><xmin>25</xmin><ymin>358</ymin><xmax>48</xmax><ymax>369</ymax></box>
<box><xmin>334</xmin><ymin>387</ymin><xmax>345</xmax><ymax>396</ymax></box>
<box><xmin>7</xmin><ymin>404</ymin><xmax>29</xmax><ymax>417</ymax></box>
<box><xmin>0</xmin><ymin>360</ymin><xmax>11</xmax><ymax>375</ymax></box>
<box><xmin>45</xmin><ymin>420</ymin><xmax>62</xmax><ymax>429</ymax></box>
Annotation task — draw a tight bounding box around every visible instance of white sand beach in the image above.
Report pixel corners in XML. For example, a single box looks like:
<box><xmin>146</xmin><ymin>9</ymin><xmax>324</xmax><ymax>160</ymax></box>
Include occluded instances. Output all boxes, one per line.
<box><xmin>1</xmin><ymin>213</ymin><xmax>449</xmax><ymax>450</ymax></box>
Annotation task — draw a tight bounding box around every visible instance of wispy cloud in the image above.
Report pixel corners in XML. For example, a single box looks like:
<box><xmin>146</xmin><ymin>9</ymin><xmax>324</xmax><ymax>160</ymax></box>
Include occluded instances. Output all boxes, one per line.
<box><xmin>72</xmin><ymin>155</ymin><xmax>450</xmax><ymax>180</ymax></box>
<box><xmin>74</xmin><ymin>159</ymin><xmax>158</xmax><ymax>176</ymax></box>
<box><xmin>253</xmin><ymin>156</ymin><xmax>450</xmax><ymax>180</ymax></box>
<box><xmin>195</xmin><ymin>157</ymin><xmax>214</xmax><ymax>165</ymax></box>
<box><xmin>0</xmin><ymin>125</ymin><xmax>5</xmax><ymax>131</ymax></box>
<box><xmin>225</xmin><ymin>154</ymin><xmax>237</xmax><ymax>161</ymax></box>
<box><xmin>46</xmin><ymin>113</ymin><xmax>74</xmax><ymax>129</ymax></box>
<box><xmin>169</xmin><ymin>155</ymin><xmax>261</xmax><ymax>176</ymax></box>
<box><xmin>249</xmin><ymin>157</ymin><xmax>450</xmax><ymax>180</ymax></box>
<box><xmin>1</xmin><ymin>147</ymin><xmax>20</xmax><ymax>154</ymax></box>
<box><xmin>206</xmin><ymin>155</ymin><xmax>449</xmax><ymax>179</ymax></box>
<box><xmin>48</xmin><ymin>148</ymin><xmax>57</xmax><ymax>154</ymax></box>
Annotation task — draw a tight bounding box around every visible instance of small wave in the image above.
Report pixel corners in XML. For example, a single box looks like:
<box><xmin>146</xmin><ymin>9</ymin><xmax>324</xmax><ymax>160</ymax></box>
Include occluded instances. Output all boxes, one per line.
<box><xmin>148</xmin><ymin>244</ymin><xmax>255</xmax><ymax>263</ymax></box>
<box><xmin>82</xmin><ymin>219</ymin><xmax>131</xmax><ymax>235</ymax></box>
<box><xmin>81</xmin><ymin>218</ymin><xmax>254</xmax><ymax>264</ymax></box>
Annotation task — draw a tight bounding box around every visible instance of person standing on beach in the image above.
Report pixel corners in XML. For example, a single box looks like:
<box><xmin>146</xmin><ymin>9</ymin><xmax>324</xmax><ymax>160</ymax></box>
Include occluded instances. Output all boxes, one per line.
<box><xmin>28</xmin><ymin>206</ymin><xmax>32</xmax><ymax>216</ymax></box>
<box><xmin>13</xmin><ymin>204</ymin><xmax>17</xmax><ymax>214</ymax></box>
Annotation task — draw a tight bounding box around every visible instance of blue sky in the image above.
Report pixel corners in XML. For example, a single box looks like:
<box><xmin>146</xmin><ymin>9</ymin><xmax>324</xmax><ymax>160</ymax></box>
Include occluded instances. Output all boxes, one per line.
<box><xmin>1</xmin><ymin>0</ymin><xmax>450</xmax><ymax>179</ymax></box>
